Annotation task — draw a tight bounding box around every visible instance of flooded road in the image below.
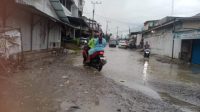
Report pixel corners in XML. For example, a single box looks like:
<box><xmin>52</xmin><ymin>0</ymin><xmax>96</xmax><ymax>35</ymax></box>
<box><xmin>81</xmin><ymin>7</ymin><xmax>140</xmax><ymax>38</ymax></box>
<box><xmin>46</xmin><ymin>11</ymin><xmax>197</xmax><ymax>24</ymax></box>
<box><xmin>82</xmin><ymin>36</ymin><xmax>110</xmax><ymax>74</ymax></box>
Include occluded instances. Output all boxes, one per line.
<box><xmin>1</xmin><ymin>47</ymin><xmax>200</xmax><ymax>112</ymax></box>
<box><xmin>100</xmin><ymin>47</ymin><xmax>200</xmax><ymax>111</ymax></box>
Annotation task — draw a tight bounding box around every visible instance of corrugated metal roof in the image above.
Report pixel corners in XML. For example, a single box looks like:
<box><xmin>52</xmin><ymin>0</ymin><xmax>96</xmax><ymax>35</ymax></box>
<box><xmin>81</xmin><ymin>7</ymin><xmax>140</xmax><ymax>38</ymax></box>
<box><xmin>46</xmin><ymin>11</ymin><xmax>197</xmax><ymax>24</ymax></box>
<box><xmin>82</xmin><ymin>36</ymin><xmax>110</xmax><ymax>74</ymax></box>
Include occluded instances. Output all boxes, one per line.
<box><xmin>49</xmin><ymin>0</ymin><xmax>70</xmax><ymax>23</ymax></box>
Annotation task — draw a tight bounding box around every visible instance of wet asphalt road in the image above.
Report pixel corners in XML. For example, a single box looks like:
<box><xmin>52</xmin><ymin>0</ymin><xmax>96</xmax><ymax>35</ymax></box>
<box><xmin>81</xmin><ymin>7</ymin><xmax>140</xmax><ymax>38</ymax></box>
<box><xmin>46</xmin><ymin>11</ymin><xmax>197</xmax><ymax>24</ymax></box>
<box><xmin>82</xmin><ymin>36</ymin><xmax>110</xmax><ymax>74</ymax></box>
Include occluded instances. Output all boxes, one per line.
<box><xmin>99</xmin><ymin>47</ymin><xmax>200</xmax><ymax>111</ymax></box>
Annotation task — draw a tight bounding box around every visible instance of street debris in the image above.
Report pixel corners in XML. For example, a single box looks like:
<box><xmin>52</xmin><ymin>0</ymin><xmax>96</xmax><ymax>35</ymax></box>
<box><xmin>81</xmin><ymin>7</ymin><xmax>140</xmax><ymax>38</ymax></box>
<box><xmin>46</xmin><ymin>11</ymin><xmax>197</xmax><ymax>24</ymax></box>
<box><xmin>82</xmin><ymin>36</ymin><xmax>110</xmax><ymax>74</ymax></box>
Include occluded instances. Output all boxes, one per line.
<box><xmin>62</xmin><ymin>75</ymin><xmax>68</xmax><ymax>79</ymax></box>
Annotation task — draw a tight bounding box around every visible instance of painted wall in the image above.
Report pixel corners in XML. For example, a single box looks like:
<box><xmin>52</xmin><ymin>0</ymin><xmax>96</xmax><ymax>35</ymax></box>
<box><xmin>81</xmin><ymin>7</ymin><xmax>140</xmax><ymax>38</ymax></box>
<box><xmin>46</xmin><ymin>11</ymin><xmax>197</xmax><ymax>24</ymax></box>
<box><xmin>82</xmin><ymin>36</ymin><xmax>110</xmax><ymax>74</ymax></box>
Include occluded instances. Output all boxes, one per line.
<box><xmin>136</xmin><ymin>34</ymin><xmax>142</xmax><ymax>46</ymax></box>
<box><xmin>48</xmin><ymin>22</ymin><xmax>61</xmax><ymax>49</ymax></box>
<box><xmin>73</xmin><ymin>0</ymin><xmax>79</xmax><ymax>8</ymax></box>
<box><xmin>31</xmin><ymin>15</ymin><xmax>61</xmax><ymax>50</ymax></box>
<box><xmin>0</xmin><ymin>3</ymin><xmax>62</xmax><ymax>51</ymax></box>
<box><xmin>142</xmin><ymin>20</ymin><xmax>200</xmax><ymax>59</ymax></box>
<box><xmin>32</xmin><ymin>16</ymin><xmax>48</xmax><ymax>50</ymax></box>
<box><xmin>5</xmin><ymin>7</ymin><xmax>32</xmax><ymax>51</ymax></box>
<box><xmin>144</xmin><ymin>28</ymin><xmax>181</xmax><ymax>58</ymax></box>
<box><xmin>71</xmin><ymin>4</ymin><xmax>79</xmax><ymax>17</ymax></box>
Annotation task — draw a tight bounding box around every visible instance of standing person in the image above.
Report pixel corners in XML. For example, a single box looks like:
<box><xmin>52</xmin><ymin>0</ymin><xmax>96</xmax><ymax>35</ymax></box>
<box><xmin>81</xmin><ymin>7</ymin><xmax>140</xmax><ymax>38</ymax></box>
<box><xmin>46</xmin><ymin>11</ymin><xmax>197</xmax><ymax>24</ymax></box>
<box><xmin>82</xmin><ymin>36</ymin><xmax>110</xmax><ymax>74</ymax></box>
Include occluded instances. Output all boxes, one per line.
<box><xmin>86</xmin><ymin>33</ymin><xmax>107</xmax><ymax>63</ymax></box>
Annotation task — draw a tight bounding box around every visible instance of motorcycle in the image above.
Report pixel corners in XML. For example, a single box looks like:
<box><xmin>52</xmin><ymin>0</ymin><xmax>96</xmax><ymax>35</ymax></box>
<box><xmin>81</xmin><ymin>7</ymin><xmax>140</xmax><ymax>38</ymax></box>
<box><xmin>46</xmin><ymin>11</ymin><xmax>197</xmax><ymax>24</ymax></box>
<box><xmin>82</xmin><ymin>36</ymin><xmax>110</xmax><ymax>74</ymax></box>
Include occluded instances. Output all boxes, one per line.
<box><xmin>144</xmin><ymin>49</ymin><xmax>150</xmax><ymax>58</ymax></box>
<box><xmin>82</xmin><ymin>42</ymin><xmax>107</xmax><ymax>71</ymax></box>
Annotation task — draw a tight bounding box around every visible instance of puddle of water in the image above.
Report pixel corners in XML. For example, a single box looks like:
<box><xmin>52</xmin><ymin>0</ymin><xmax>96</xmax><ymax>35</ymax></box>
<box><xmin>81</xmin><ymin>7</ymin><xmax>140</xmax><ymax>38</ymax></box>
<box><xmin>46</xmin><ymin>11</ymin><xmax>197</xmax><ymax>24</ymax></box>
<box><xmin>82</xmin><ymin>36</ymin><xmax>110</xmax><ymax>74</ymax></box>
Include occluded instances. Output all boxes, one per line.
<box><xmin>123</xmin><ymin>81</ymin><xmax>161</xmax><ymax>99</ymax></box>
<box><xmin>74</xmin><ymin>47</ymin><xmax>200</xmax><ymax>109</ymax></box>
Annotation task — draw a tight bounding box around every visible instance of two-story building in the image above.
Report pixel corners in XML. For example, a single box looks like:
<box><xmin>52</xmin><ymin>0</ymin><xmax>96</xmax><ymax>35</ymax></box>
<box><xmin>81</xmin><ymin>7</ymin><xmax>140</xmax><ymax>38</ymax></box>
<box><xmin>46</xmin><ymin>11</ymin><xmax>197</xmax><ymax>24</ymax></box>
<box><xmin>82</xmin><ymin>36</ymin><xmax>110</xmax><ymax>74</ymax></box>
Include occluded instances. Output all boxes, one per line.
<box><xmin>0</xmin><ymin>0</ymin><xmax>87</xmax><ymax>60</ymax></box>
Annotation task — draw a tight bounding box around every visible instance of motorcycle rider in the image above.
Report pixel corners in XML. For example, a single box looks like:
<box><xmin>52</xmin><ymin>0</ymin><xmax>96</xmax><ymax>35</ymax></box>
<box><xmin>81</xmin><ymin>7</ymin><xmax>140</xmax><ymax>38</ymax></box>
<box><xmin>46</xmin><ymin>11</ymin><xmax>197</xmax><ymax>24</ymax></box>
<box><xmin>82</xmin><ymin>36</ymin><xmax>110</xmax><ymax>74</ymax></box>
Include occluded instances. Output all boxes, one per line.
<box><xmin>88</xmin><ymin>31</ymin><xmax>95</xmax><ymax>49</ymax></box>
<box><xmin>144</xmin><ymin>41</ymin><xmax>150</xmax><ymax>49</ymax></box>
<box><xmin>144</xmin><ymin>41</ymin><xmax>151</xmax><ymax>58</ymax></box>
<box><xmin>86</xmin><ymin>33</ymin><xmax>107</xmax><ymax>63</ymax></box>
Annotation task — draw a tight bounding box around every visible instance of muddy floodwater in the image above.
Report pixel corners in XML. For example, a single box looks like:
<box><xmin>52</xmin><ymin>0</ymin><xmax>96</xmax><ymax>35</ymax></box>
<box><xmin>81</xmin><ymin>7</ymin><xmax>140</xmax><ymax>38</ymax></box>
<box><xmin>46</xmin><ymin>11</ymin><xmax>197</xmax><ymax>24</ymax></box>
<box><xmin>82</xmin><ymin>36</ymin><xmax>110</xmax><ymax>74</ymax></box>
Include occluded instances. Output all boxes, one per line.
<box><xmin>100</xmin><ymin>47</ymin><xmax>200</xmax><ymax>111</ymax></box>
<box><xmin>0</xmin><ymin>47</ymin><xmax>200</xmax><ymax>112</ymax></box>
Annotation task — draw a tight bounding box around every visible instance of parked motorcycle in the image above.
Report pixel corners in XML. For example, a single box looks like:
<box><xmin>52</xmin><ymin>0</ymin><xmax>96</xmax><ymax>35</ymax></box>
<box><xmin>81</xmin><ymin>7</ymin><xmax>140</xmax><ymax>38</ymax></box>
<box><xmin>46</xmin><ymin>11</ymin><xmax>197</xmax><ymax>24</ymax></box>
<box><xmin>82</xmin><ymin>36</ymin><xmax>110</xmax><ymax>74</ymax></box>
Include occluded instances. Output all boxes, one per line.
<box><xmin>82</xmin><ymin>43</ymin><xmax>107</xmax><ymax>71</ymax></box>
<box><xmin>144</xmin><ymin>49</ymin><xmax>150</xmax><ymax>58</ymax></box>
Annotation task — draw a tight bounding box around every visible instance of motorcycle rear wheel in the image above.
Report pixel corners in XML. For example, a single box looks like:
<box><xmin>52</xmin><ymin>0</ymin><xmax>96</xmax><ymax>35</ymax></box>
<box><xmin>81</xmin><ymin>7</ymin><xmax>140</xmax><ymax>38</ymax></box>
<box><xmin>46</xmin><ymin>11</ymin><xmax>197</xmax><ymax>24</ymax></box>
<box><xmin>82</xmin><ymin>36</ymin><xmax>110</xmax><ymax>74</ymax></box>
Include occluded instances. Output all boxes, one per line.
<box><xmin>98</xmin><ymin>65</ymin><xmax>103</xmax><ymax>71</ymax></box>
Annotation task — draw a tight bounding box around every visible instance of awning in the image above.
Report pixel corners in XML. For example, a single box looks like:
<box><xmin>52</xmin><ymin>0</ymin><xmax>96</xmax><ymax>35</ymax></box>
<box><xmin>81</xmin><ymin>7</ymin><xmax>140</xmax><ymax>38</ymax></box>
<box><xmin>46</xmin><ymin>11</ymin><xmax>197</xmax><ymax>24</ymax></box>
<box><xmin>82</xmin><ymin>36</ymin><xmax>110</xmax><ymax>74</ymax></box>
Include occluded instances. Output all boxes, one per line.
<box><xmin>15</xmin><ymin>1</ymin><xmax>76</xmax><ymax>28</ymax></box>
<box><xmin>68</xmin><ymin>16</ymin><xmax>89</xmax><ymax>28</ymax></box>
<box><xmin>49</xmin><ymin>0</ymin><xmax>70</xmax><ymax>23</ymax></box>
<box><xmin>130</xmin><ymin>31</ymin><xmax>141</xmax><ymax>35</ymax></box>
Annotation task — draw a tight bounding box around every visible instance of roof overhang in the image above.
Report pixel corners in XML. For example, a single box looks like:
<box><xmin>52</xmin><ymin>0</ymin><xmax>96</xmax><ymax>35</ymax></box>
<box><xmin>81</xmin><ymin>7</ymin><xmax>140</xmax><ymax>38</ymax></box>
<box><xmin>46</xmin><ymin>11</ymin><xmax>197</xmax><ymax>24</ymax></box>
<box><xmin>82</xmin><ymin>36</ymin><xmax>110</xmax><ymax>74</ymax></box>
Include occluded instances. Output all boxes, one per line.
<box><xmin>68</xmin><ymin>16</ymin><xmax>89</xmax><ymax>27</ymax></box>
<box><xmin>130</xmin><ymin>31</ymin><xmax>142</xmax><ymax>35</ymax></box>
<box><xmin>49</xmin><ymin>0</ymin><xmax>70</xmax><ymax>23</ymax></box>
<box><xmin>15</xmin><ymin>1</ymin><xmax>75</xmax><ymax>28</ymax></box>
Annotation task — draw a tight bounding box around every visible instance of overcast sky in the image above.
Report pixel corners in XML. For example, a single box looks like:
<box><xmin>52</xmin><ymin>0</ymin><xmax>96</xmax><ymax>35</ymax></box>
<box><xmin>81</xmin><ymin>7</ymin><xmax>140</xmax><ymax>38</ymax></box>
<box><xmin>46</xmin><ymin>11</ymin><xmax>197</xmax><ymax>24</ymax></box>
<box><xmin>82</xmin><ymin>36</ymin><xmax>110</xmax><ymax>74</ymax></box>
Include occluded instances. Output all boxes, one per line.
<box><xmin>83</xmin><ymin>0</ymin><xmax>200</xmax><ymax>36</ymax></box>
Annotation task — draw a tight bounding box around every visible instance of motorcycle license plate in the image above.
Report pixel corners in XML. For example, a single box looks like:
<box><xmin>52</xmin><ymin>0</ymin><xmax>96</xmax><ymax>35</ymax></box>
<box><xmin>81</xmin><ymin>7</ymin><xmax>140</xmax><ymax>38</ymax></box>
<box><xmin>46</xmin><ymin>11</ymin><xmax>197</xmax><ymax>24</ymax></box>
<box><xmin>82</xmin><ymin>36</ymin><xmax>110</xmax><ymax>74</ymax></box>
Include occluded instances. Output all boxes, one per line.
<box><xmin>100</xmin><ymin>57</ymin><xmax>107</xmax><ymax>64</ymax></box>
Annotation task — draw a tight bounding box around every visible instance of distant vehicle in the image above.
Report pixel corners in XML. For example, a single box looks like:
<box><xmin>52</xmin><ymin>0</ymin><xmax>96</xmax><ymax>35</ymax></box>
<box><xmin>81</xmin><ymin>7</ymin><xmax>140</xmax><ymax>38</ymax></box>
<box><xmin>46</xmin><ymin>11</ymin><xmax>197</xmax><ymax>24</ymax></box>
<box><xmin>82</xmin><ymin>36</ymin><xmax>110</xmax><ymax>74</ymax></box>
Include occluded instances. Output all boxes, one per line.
<box><xmin>144</xmin><ymin>49</ymin><xmax>150</xmax><ymax>58</ymax></box>
<box><xmin>109</xmin><ymin>40</ymin><xmax>117</xmax><ymax>47</ymax></box>
<box><xmin>80</xmin><ymin>37</ymin><xmax>88</xmax><ymax>45</ymax></box>
<box><xmin>118</xmin><ymin>40</ymin><xmax>128</xmax><ymax>48</ymax></box>
<box><xmin>128</xmin><ymin>39</ymin><xmax>136</xmax><ymax>49</ymax></box>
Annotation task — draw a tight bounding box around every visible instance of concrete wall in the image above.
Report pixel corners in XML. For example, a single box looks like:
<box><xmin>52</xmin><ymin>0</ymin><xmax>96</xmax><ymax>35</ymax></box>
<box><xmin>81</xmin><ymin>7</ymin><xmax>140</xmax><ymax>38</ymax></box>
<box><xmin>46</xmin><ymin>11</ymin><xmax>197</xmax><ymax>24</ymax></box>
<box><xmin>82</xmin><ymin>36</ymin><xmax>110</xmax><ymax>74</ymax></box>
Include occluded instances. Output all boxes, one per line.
<box><xmin>182</xmin><ymin>21</ymin><xmax>200</xmax><ymax>29</ymax></box>
<box><xmin>136</xmin><ymin>34</ymin><xmax>142</xmax><ymax>46</ymax></box>
<box><xmin>144</xmin><ymin>28</ymin><xmax>181</xmax><ymax>58</ymax></box>
<box><xmin>0</xmin><ymin>3</ymin><xmax>62</xmax><ymax>52</ymax></box>
<box><xmin>73</xmin><ymin>0</ymin><xmax>79</xmax><ymax>7</ymax></box>
<box><xmin>48</xmin><ymin>22</ymin><xmax>61</xmax><ymax>49</ymax></box>
<box><xmin>71</xmin><ymin>4</ymin><xmax>79</xmax><ymax>17</ymax></box>
<box><xmin>31</xmin><ymin>15</ymin><xmax>61</xmax><ymax>50</ymax></box>
<box><xmin>142</xmin><ymin>20</ymin><xmax>200</xmax><ymax>59</ymax></box>
<box><xmin>5</xmin><ymin>6</ymin><xmax>32</xmax><ymax>51</ymax></box>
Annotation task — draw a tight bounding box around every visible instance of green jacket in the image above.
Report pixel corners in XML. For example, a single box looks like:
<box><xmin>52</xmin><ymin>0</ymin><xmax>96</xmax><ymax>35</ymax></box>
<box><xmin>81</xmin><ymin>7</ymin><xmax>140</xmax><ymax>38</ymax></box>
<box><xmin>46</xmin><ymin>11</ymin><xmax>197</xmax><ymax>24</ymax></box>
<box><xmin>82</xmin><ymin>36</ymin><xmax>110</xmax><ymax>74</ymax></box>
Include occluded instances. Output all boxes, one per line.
<box><xmin>88</xmin><ymin>37</ymin><xmax>95</xmax><ymax>48</ymax></box>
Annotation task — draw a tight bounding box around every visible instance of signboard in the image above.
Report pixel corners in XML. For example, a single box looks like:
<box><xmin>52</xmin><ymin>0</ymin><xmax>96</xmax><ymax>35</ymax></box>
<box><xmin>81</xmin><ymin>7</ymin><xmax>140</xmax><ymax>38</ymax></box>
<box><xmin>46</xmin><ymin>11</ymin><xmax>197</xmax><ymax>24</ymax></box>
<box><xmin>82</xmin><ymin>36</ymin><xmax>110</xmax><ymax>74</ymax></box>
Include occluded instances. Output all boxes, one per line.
<box><xmin>176</xmin><ymin>30</ymin><xmax>200</xmax><ymax>40</ymax></box>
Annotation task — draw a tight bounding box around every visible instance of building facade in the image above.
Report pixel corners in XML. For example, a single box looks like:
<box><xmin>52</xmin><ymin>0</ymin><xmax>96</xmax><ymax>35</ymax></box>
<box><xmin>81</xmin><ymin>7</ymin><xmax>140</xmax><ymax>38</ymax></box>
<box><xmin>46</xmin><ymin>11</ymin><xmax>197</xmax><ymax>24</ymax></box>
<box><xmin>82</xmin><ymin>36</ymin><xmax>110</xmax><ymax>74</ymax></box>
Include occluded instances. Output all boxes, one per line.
<box><xmin>142</xmin><ymin>16</ymin><xmax>200</xmax><ymax>64</ymax></box>
<box><xmin>0</xmin><ymin>0</ymin><xmax>86</xmax><ymax>54</ymax></box>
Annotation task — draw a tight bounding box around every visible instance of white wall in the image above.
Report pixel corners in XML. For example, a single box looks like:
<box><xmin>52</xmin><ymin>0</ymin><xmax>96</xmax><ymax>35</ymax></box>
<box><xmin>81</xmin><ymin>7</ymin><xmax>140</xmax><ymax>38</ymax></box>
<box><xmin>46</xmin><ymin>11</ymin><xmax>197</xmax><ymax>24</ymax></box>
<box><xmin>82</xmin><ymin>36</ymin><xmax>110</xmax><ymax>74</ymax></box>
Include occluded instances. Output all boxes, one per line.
<box><xmin>73</xmin><ymin>0</ymin><xmax>79</xmax><ymax>7</ymax></box>
<box><xmin>48</xmin><ymin>23</ymin><xmax>61</xmax><ymax>49</ymax></box>
<box><xmin>71</xmin><ymin>4</ymin><xmax>79</xmax><ymax>17</ymax></box>
<box><xmin>1</xmin><ymin>3</ymin><xmax>62</xmax><ymax>51</ymax></box>
<box><xmin>144</xmin><ymin>28</ymin><xmax>181</xmax><ymax>58</ymax></box>
<box><xmin>32</xmin><ymin>16</ymin><xmax>48</xmax><ymax>50</ymax></box>
<box><xmin>32</xmin><ymin>16</ymin><xmax>61</xmax><ymax>50</ymax></box>
<box><xmin>142</xmin><ymin>20</ymin><xmax>200</xmax><ymax>59</ymax></box>
<box><xmin>136</xmin><ymin>34</ymin><xmax>142</xmax><ymax>46</ymax></box>
<box><xmin>173</xmin><ymin>38</ymin><xmax>181</xmax><ymax>58</ymax></box>
<box><xmin>5</xmin><ymin>7</ymin><xmax>31</xmax><ymax>51</ymax></box>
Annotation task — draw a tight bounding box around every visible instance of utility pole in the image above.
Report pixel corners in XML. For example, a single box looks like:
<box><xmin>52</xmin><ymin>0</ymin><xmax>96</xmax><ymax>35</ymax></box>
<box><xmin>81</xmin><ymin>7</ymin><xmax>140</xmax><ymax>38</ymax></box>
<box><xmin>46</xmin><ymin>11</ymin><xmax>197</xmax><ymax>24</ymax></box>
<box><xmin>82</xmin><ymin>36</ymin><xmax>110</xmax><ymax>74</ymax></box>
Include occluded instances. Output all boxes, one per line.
<box><xmin>106</xmin><ymin>21</ymin><xmax>110</xmax><ymax>35</ymax></box>
<box><xmin>117</xmin><ymin>26</ymin><xmax>119</xmax><ymax>38</ymax></box>
<box><xmin>171</xmin><ymin>0</ymin><xmax>174</xmax><ymax>16</ymax></box>
<box><xmin>91</xmin><ymin>1</ymin><xmax>102</xmax><ymax>31</ymax></box>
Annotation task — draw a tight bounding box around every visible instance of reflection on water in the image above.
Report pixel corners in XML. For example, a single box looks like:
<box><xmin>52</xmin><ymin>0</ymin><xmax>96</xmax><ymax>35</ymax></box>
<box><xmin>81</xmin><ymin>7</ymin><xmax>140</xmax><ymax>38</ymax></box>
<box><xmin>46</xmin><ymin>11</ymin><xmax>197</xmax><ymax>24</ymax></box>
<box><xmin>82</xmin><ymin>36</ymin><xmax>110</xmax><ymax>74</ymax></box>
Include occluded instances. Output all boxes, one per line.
<box><xmin>143</xmin><ymin>60</ymin><xmax>149</xmax><ymax>85</ymax></box>
<box><xmin>75</xmin><ymin>47</ymin><xmax>200</xmax><ymax>101</ymax></box>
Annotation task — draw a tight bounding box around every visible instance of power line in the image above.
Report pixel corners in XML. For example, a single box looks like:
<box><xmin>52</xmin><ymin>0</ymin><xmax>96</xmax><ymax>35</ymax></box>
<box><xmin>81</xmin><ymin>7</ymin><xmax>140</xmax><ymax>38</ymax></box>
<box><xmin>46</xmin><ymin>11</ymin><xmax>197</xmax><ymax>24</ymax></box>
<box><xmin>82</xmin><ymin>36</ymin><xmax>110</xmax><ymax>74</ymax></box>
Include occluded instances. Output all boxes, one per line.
<box><xmin>171</xmin><ymin>0</ymin><xmax>175</xmax><ymax>16</ymax></box>
<box><xmin>91</xmin><ymin>1</ymin><xmax>102</xmax><ymax>30</ymax></box>
<box><xmin>83</xmin><ymin>11</ymin><xmax>141</xmax><ymax>26</ymax></box>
